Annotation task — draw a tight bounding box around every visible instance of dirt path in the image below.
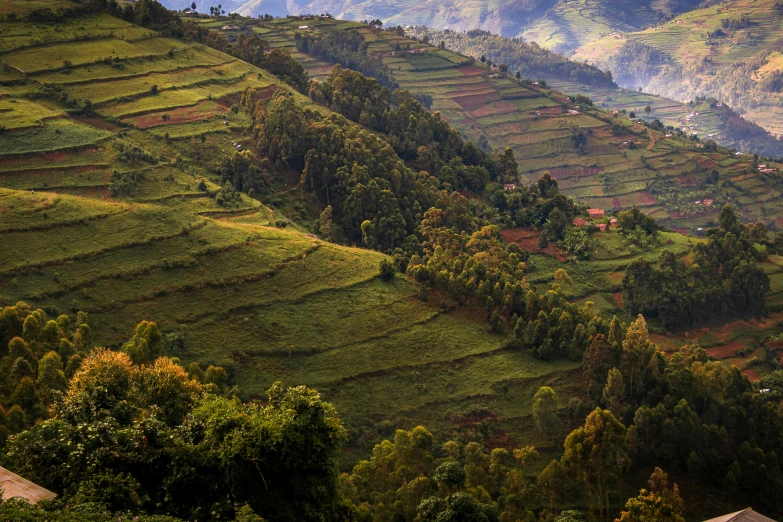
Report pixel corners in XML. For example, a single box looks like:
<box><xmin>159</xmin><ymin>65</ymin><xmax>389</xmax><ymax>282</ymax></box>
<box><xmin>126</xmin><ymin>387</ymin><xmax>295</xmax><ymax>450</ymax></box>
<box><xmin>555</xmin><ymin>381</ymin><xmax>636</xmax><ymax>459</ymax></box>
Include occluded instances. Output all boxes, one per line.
<box><xmin>647</xmin><ymin>128</ymin><xmax>656</xmax><ymax>151</ymax></box>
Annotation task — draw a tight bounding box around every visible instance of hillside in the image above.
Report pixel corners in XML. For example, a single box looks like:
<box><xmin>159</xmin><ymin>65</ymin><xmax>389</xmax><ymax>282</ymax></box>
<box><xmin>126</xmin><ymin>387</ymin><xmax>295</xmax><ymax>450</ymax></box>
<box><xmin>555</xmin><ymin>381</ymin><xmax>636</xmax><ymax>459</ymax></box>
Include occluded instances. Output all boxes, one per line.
<box><xmin>572</xmin><ymin>0</ymin><xmax>783</xmax><ymax>138</ymax></box>
<box><xmin>0</xmin><ymin>0</ymin><xmax>607</xmax><ymax>463</ymax></box>
<box><xmin>160</xmin><ymin>0</ymin><xmax>705</xmax><ymax>46</ymax></box>
<box><xmin>407</xmin><ymin>26</ymin><xmax>783</xmax><ymax>158</ymax></box>
<box><xmin>208</xmin><ymin>14</ymin><xmax>783</xmax><ymax>232</ymax></box>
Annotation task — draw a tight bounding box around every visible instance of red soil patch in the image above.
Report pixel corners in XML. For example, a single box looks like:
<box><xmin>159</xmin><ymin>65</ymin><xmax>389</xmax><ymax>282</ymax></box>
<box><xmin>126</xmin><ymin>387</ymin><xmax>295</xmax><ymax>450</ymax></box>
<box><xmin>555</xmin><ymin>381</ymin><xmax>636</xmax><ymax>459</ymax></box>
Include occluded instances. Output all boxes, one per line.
<box><xmin>467</xmin><ymin>100</ymin><xmax>516</xmax><ymax>118</ymax></box>
<box><xmin>612</xmin><ymin>197</ymin><xmax>622</xmax><ymax>208</ymax></box>
<box><xmin>455</xmin><ymin>91</ymin><xmax>501</xmax><ymax>110</ymax></box>
<box><xmin>678</xmin><ymin>174</ymin><xmax>698</xmax><ymax>186</ymax></box>
<box><xmin>537</xmin><ymin>107</ymin><xmax>562</xmax><ymax>116</ymax></box>
<box><xmin>613</xmin><ymin>292</ymin><xmax>623</xmax><ymax>309</ymax></box>
<box><xmin>502</xmin><ymin>227</ymin><xmax>567</xmax><ymax>262</ymax></box>
<box><xmin>458</xmin><ymin>66</ymin><xmax>484</xmax><ymax>76</ymax></box>
<box><xmin>126</xmin><ymin>100</ymin><xmax>229</xmax><ymax>129</ymax></box>
<box><xmin>742</xmin><ymin>368</ymin><xmax>760</xmax><ymax>382</ymax></box>
<box><xmin>214</xmin><ymin>93</ymin><xmax>243</xmax><ymax>108</ymax></box>
<box><xmin>698</xmin><ymin>158</ymin><xmax>718</xmax><ymax>168</ymax></box>
<box><xmin>71</xmin><ymin>116</ymin><xmax>120</xmax><ymax>131</ymax></box>
<box><xmin>636</xmin><ymin>191</ymin><xmax>657</xmax><ymax>205</ymax></box>
<box><xmin>706</xmin><ymin>340</ymin><xmax>746</xmax><ymax>359</ymax></box>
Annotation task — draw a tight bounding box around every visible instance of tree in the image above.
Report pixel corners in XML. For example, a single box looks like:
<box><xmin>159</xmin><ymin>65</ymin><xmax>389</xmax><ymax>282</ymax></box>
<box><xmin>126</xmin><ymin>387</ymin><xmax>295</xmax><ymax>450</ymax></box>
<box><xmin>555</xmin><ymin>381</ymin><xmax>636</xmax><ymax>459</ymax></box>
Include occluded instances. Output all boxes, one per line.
<box><xmin>620</xmin><ymin>315</ymin><xmax>656</xmax><ymax>404</ymax></box>
<box><xmin>584</xmin><ymin>334</ymin><xmax>617</xmax><ymax>402</ymax></box>
<box><xmin>563</xmin><ymin>408</ymin><xmax>628</xmax><ymax>518</ymax></box>
<box><xmin>615</xmin><ymin>468</ymin><xmax>685</xmax><ymax>522</ymax></box>
<box><xmin>433</xmin><ymin>460</ymin><xmax>465</xmax><ymax>496</ymax></box>
<box><xmin>12</xmin><ymin>377</ymin><xmax>39</xmax><ymax>413</ymax></box>
<box><xmin>124</xmin><ymin>321</ymin><xmax>163</xmax><ymax>366</ymax></box>
<box><xmin>537</xmin><ymin>459</ymin><xmax>568</xmax><ymax>509</ymax></box>
<box><xmin>644</xmin><ymin>106</ymin><xmax>651</xmax><ymax>116</ymax></box>
<box><xmin>532</xmin><ymin>386</ymin><xmax>561</xmax><ymax>440</ymax></box>
<box><xmin>379</xmin><ymin>259</ymin><xmax>396</xmax><ymax>281</ymax></box>
<box><xmin>37</xmin><ymin>351</ymin><xmax>67</xmax><ymax>404</ymax></box>
<box><xmin>602</xmin><ymin>368</ymin><xmax>627</xmax><ymax>419</ymax></box>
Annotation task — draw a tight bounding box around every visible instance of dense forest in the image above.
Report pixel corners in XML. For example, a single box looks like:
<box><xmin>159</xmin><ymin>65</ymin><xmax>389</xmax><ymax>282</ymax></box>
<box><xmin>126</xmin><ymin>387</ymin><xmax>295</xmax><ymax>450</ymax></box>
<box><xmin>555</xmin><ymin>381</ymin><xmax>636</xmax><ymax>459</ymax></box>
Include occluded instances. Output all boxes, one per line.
<box><xmin>405</xmin><ymin>27</ymin><xmax>616</xmax><ymax>87</ymax></box>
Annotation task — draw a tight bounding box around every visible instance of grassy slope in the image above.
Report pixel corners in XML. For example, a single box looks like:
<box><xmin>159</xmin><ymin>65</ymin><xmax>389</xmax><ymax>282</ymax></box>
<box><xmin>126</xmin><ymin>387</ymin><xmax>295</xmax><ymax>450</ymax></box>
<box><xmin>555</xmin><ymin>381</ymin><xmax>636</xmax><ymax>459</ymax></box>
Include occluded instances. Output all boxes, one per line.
<box><xmin>0</xmin><ymin>1</ymin><xmax>588</xmax><ymax>463</ymax></box>
<box><xmin>571</xmin><ymin>0</ymin><xmax>783</xmax><ymax>136</ymax></box>
<box><xmin>229</xmin><ymin>16</ymin><xmax>783</xmax><ymax>231</ymax></box>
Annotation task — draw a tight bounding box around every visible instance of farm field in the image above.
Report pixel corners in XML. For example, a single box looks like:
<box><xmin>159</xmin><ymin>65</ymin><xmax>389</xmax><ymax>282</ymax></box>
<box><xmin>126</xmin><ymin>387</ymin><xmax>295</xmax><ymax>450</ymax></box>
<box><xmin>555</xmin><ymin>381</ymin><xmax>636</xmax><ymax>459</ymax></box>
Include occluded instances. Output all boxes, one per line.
<box><xmin>571</xmin><ymin>0</ymin><xmax>783</xmax><ymax>140</ymax></box>
<box><xmin>237</xmin><ymin>15</ymin><xmax>783</xmax><ymax>231</ymax></box>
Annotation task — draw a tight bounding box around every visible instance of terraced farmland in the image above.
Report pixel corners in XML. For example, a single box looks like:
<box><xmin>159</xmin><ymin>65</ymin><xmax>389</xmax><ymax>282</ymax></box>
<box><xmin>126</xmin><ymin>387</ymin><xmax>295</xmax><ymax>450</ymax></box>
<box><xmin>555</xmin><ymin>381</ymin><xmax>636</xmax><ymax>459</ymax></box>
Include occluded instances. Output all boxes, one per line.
<box><xmin>231</xmin><ymin>15</ymin><xmax>783</xmax><ymax>230</ymax></box>
<box><xmin>572</xmin><ymin>0</ymin><xmax>783</xmax><ymax>139</ymax></box>
<box><xmin>1</xmin><ymin>0</ymin><xmax>584</xmax><ymax>460</ymax></box>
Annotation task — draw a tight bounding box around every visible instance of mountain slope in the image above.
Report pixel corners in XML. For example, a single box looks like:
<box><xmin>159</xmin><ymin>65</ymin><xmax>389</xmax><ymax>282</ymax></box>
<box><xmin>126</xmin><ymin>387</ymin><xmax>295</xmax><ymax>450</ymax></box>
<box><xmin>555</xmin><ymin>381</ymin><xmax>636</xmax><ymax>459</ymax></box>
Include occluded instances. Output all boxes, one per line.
<box><xmin>408</xmin><ymin>26</ymin><xmax>783</xmax><ymax>158</ymax></box>
<box><xmin>161</xmin><ymin>0</ymin><xmax>705</xmax><ymax>46</ymax></box>
<box><xmin>209</xmin><ymin>14</ymin><xmax>783</xmax><ymax>230</ymax></box>
<box><xmin>0</xmin><ymin>0</ymin><xmax>587</xmax><ymax>461</ymax></box>
<box><xmin>572</xmin><ymin>0</ymin><xmax>783</xmax><ymax>137</ymax></box>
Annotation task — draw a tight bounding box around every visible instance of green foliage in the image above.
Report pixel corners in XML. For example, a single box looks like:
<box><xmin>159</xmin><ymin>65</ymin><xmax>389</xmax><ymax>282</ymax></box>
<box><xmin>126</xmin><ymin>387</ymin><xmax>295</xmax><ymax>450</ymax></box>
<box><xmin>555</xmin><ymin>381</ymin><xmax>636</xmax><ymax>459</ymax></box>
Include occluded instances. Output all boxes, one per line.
<box><xmin>622</xmin><ymin>206</ymin><xmax>770</xmax><ymax>328</ymax></box>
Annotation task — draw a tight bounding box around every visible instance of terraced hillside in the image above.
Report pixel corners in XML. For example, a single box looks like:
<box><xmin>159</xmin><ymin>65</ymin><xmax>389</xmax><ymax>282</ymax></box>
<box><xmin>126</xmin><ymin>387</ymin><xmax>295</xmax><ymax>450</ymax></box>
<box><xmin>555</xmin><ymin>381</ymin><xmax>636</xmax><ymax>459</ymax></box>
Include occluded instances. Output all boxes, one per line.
<box><xmin>572</xmin><ymin>0</ymin><xmax>783</xmax><ymax>138</ymax></box>
<box><xmin>407</xmin><ymin>26</ymin><xmax>783</xmax><ymax>158</ymax></box>
<box><xmin>1</xmin><ymin>0</ymin><xmax>607</xmax><ymax>461</ymax></box>
<box><xmin>209</xmin><ymin>14</ymin><xmax>783</xmax><ymax>231</ymax></box>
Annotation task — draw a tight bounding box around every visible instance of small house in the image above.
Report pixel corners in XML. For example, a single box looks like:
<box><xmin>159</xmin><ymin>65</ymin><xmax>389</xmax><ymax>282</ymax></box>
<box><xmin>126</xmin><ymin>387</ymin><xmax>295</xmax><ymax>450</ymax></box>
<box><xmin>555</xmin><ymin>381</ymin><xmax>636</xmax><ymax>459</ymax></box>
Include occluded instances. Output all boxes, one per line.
<box><xmin>703</xmin><ymin>508</ymin><xmax>776</xmax><ymax>522</ymax></box>
<box><xmin>503</xmin><ymin>184</ymin><xmax>516</xmax><ymax>191</ymax></box>
<box><xmin>703</xmin><ymin>199</ymin><xmax>714</xmax><ymax>206</ymax></box>
<box><xmin>0</xmin><ymin>466</ymin><xmax>57</xmax><ymax>503</ymax></box>
<box><xmin>596</xmin><ymin>223</ymin><xmax>607</xmax><ymax>232</ymax></box>
<box><xmin>665</xmin><ymin>133</ymin><xmax>673</xmax><ymax>138</ymax></box>
<box><xmin>610</xmin><ymin>218</ymin><xmax>618</xmax><ymax>227</ymax></box>
<box><xmin>588</xmin><ymin>209</ymin><xmax>605</xmax><ymax>219</ymax></box>
<box><xmin>759</xmin><ymin>164</ymin><xmax>767</xmax><ymax>169</ymax></box>
<box><xmin>298</xmin><ymin>25</ymin><xmax>309</xmax><ymax>29</ymax></box>
<box><xmin>572</xmin><ymin>218</ymin><xmax>588</xmax><ymax>227</ymax></box>
<box><xmin>568</xmin><ymin>110</ymin><xmax>580</xmax><ymax>115</ymax></box>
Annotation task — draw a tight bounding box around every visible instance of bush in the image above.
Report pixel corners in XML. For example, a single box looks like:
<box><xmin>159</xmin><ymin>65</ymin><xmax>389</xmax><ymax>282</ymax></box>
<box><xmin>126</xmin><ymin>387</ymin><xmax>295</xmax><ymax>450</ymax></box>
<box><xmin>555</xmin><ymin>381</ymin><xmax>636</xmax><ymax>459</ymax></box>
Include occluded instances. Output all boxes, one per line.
<box><xmin>379</xmin><ymin>260</ymin><xmax>395</xmax><ymax>281</ymax></box>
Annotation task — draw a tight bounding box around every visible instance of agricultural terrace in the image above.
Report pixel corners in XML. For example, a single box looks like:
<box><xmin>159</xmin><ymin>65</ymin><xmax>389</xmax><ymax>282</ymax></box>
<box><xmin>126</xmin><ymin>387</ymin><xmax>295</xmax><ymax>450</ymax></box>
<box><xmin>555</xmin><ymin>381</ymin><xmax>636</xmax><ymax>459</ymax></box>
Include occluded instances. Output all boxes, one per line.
<box><xmin>520</xmin><ymin>0</ymin><xmax>664</xmax><ymax>51</ymax></box>
<box><xmin>0</xmin><ymin>1</ymin><xmax>586</xmax><ymax>462</ymax></box>
<box><xmin>571</xmin><ymin>0</ymin><xmax>783</xmax><ymax>137</ymax></box>
<box><xmin>242</xmin><ymin>15</ymin><xmax>783</xmax><ymax>230</ymax></box>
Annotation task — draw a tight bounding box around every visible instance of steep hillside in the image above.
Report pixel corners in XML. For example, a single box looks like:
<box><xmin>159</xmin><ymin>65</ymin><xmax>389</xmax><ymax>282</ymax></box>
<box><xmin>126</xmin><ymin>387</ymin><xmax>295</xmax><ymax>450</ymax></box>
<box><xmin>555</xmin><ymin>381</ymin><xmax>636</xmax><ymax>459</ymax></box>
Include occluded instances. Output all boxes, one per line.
<box><xmin>408</xmin><ymin>26</ymin><xmax>783</xmax><ymax>158</ymax></box>
<box><xmin>572</xmin><ymin>0</ymin><xmax>783</xmax><ymax>138</ymax></box>
<box><xmin>208</xmin><ymin>14</ymin><xmax>783</xmax><ymax>231</ymax></box>
<box><xmin>0</xmin><ymin>0</ymin><xmax>609</xmax><ymax>462</ymax></box>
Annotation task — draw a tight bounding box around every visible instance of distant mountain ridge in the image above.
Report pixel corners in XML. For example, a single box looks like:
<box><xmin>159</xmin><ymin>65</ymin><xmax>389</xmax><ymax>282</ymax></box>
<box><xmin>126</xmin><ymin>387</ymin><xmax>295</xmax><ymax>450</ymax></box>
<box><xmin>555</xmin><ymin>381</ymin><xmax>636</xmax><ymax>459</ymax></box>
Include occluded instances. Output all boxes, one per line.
<box><xmin>164</xmin><ymin>0</ymin><xmax>706</xmax><ymax>48</ymax></box>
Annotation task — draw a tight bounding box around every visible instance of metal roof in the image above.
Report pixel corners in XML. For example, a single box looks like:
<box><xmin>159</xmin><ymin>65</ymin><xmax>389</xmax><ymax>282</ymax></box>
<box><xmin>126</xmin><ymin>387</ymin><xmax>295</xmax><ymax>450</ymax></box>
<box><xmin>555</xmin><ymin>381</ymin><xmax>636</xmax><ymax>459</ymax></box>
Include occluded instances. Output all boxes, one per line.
<box><xmin>704</xmin><ymin>508</ymin><xmax>777</xmax><ymax>522</ymax></box>
<box><xmin>0</xmin><ymin>466</ymin><xmax>57</xmax><ymax>504</ymax></box>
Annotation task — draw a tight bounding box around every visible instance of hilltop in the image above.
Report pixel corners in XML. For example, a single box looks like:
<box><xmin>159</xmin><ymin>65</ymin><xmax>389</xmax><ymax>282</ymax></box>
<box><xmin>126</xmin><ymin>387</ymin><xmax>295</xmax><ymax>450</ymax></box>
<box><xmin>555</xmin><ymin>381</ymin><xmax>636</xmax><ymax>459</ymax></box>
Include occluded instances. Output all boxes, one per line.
<box><xmin>206</xmin><ymin>13</ymin><xmax>783</xmax><ymax>231</ymax></box>
<box><xmin>572</xmin><ymin>0</ymin><xmax>783</xmax><ymax>138</ymax></box>
<box><xmin>407</xmin><ymin>26</ymin><xmax>783</xmax><ymax>158</ymax></box>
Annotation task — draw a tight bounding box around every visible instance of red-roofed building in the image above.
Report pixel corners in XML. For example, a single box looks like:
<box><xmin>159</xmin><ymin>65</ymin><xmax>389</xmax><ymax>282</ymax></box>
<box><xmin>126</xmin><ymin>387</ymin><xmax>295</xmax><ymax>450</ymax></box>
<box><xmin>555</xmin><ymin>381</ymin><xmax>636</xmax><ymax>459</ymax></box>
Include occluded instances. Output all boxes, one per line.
<box><xmin>503</xmin><ymin>184</ymin><xmax>516</xmax><ymax>191</ymax></box>
<box><xmin>588</xmin><ymin>209</ymin><xmax>605</xmax><ymax>218</ymax></box>
<box><xmin>597</xmin><ymin>223</ymin><xmax>607</xmax><ymax>232</ymax></box>
<box><xmin>572</xmin><ymin>218</ymin><xmax>588</xmax><ymax>227</ymax></box>
<box><xmin>610</xmin><ymin>218</ymin><xmax>618</xmax><ymax>227</ymax></box>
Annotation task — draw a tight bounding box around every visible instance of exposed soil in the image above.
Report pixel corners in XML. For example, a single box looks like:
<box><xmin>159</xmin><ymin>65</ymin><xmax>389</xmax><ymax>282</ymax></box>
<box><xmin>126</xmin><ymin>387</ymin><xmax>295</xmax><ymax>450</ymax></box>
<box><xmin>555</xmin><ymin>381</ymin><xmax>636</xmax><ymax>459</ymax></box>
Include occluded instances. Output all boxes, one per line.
<box><xmin>502</xmin><ymin>227</ymin><xmax>567</xmax><ymax>262</ymax></box>
<box><xmin>457</xmin><ymin>66</ymin><xmax>484</xmax><ymax>76</ymax></box>
<box><xmin>454</xmin><ymin>91</ymin><xmax>501</xmax><ymax>110</ymax></box>
<box><xmin>613</xmin><ymin>292</ymin><xmax>623</xmax><ymax>309</ymax></box>
<box><xmin>706</xmin><ymin>340</ymin><xmax>746</xmax><ymax>359</ymax></box>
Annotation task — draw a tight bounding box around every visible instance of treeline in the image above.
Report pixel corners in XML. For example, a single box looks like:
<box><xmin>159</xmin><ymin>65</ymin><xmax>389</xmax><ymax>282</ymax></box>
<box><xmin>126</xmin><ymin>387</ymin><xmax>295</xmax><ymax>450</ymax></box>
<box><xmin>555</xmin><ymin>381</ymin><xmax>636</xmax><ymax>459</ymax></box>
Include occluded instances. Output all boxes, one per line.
<box><xmin>622</xmin><ymin>205</ymin><xmax>770</xmax><ymax>328</ymax></box>
<box><xmin>294</xmin><ymin>28</ymin><xmax>399</xmax><ymax>91</ymax></box>
<box><xmin>338</xmin><ymin>314</ymin><xmax>783</xmax><ymax>521</ymax></box>
<box><xmin>237</xmin><ymin>77</ymin><xmax>517</xmax><ymax>249</ymax></box>
<box><xmin>405</xmin><ymin>27</ymin><xmax>616</xmax><ymax>87</ymax></box>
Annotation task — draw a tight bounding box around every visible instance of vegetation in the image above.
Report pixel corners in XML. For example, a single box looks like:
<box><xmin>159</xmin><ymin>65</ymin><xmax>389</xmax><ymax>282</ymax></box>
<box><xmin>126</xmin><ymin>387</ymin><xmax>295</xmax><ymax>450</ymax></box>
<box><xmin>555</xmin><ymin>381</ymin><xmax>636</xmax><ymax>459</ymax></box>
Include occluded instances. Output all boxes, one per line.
<box><xmin>2</xmin><ymin>2</ymin><xmax>783</xmax><ymax>521</ymax></box>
